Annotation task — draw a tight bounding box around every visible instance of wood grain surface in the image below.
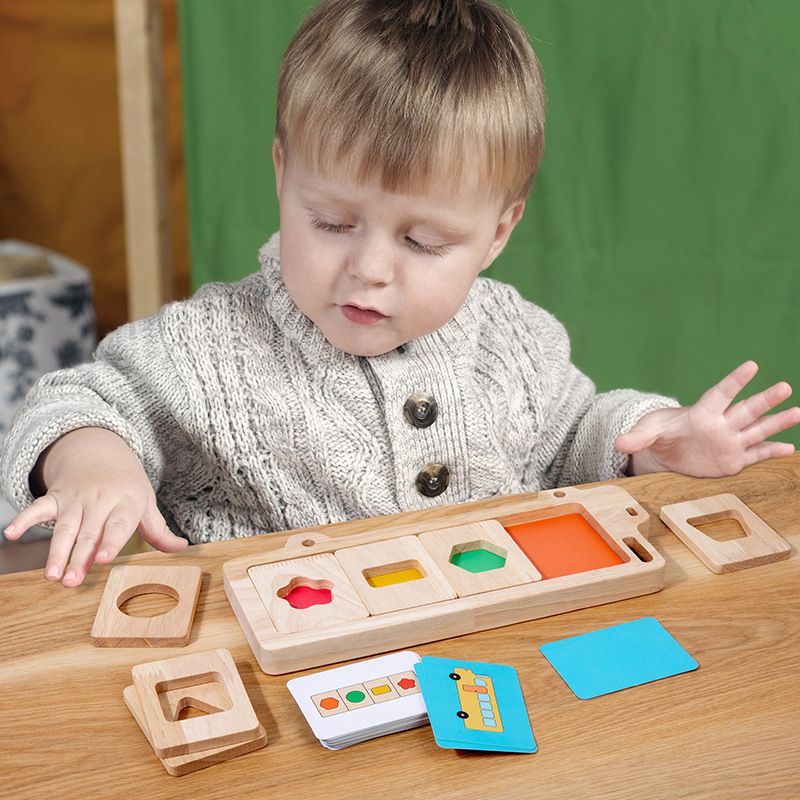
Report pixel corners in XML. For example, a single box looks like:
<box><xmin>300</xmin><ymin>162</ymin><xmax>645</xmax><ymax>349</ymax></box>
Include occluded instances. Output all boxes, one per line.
<box><xmin>1</xmin><ymin>456</ymin><xmax>798</xmax><ymax>800</ymax></box>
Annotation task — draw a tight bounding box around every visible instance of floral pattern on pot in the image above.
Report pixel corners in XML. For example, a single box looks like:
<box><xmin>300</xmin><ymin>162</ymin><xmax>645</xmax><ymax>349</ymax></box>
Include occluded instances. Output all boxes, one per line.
<box><xmin>0</xmin><ymin>241</ymin><xmax>96</xmax><ymax>444</ymax></box>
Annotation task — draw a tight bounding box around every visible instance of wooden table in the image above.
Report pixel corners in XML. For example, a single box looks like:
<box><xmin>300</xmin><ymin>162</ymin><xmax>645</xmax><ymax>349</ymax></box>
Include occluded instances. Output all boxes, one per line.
<box><xmin>2</xmin><ymin>457</ymin><xmax>798</xmax><ymax>800</ymax></box>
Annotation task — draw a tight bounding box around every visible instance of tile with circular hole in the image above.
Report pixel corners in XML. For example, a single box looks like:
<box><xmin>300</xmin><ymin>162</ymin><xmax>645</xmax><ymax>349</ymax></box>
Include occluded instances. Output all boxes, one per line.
<box><xmin>91</xmin><ymin>564</ymin><xmax>202</xmax><ymax>647</ymax></box>
<box><xmin>418</xmin><ymin>520</ymin><xmax>542</xmax><ymax>597</ymax></box>
<box><xmin>247</xmin><ymin>554</ymin><xmax>369</xmax><ymax>634</ymax></box>
<box><xmin>334</xmin><ymin>535</ymin><xmax>457</xmax><ymax>615</ymax></box>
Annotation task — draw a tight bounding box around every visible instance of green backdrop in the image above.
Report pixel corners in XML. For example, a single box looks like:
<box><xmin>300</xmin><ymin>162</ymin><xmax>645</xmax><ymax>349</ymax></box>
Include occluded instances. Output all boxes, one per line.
<box><xmin>178</xmin><ymin>0</ymin><xmax>800</xmax><ymax>447</ymax></box>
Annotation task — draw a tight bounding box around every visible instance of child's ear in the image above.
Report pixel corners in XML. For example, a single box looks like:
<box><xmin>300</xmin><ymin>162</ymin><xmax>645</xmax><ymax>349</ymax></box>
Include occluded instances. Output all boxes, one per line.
<box><xmin>272</xmin><ymin>138</ymin><xmax>285</xmax><ymax>195</ymax></box>
<box><xmin>481</xmin><ymin>199</ymin><xmax>526</xmax><ymax>270</ymax></box>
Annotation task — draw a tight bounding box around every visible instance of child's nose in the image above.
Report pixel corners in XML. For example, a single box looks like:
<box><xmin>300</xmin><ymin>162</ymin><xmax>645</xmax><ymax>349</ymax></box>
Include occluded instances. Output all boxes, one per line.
<box><xmin>346</xmin><ymin>235</ymin><xmax>395</xmax><ymax>286</ymax></box>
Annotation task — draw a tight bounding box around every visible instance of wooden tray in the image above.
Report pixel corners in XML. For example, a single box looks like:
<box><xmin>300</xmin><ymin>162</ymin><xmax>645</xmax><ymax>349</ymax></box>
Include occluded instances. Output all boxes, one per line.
<box><xmin>223</xmin><ymin>485</ymin><xmax>665</xmax><ymax>674</ymax></box>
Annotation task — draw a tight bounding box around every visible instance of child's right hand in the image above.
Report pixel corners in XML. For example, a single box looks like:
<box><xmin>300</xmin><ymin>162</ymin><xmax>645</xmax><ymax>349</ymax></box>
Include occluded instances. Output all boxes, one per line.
<box><xmin>2</xmin><ymin>427</ymin><xmax>188</xmax><ymax>587</ymax></box>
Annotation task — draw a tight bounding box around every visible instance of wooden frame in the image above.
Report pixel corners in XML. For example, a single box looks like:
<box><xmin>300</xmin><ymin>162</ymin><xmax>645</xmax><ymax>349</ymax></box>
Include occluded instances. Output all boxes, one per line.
<box><xmin>659</xmin><ymin>492</ymin><xmax>791</xmax><ymax>573</ymax></box>
<box><xmin>123</xmin><ymin>684</ymin><xmax>267</xmax><ymax>776</ymax></box>
<box><xmin>130</xmin><ymin>648</ymin><xmax>261</xmax><ymax>758</ymax></box>
<box><xmin>90</xmin><ymin>564</ymin><xmax>202</xmax><ymax>647</ymax></box>
<box><xmin>418</xmin><ymin>519</ymin><xmax>542</xmax><ymax>597</ymax></box>
<box><xmin>248</xmin><ymin>553</ymin><xmax>369</xmax><ymax>634</ymax></box>
<box><xmin>223</xmin><ymin>485</ymin><xmax>666</xmax><ymax>674</ymax></box>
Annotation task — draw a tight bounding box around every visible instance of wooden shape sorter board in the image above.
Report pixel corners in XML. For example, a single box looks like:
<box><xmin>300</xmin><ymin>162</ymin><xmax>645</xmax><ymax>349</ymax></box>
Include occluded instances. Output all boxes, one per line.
<box><xmin>91</xmin><ymin>564</ymin><xmax>202</xmax><ymax>647</ymax></box>
<box><xmin>659</xmin><ymin>493</ymin><xmax>791</xmax><ymax>573</ymax></box>
<box><xmin>224</xmin><ymin>485</ymin><xmax>666</xmax><ymax>674</ymax></box>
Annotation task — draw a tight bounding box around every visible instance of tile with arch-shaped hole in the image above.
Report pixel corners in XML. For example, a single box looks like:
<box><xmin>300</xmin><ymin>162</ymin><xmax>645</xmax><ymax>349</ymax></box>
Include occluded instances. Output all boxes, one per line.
<box><xmin>418</xmin><ymin>520</ymin><xmax>541</xmax><ymax>597</ymax></box>
<box><xmin>248</xmin><ymin>553</ymin><xmax>369</xmax><ymax>634</ymax></box>
<box><xmin>123</xmin><ymin>683</ymin><xmax>267</xmax><ymax>776</ymax></box>
<box><xmin>131</xmin><ymin>648</ymin><xmax>261</xmax><ymax>758</ymax></box>
<box><xmin>91</xmin><ymin>565</ymin><xmax>202</xmax><ymax>647</ymax></box>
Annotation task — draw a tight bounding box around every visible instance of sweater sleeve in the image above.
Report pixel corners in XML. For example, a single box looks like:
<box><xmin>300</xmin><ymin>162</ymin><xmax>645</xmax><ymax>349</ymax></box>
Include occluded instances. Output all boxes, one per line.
<box><xmin>522</xmin><ymin>302</ymin><xmax>680</xmax><ymax>488</ymax></box>
<box><xmin>0</xmin><ymin>310</ymin><xmax>183</xmax><ymax>512</ymax></box>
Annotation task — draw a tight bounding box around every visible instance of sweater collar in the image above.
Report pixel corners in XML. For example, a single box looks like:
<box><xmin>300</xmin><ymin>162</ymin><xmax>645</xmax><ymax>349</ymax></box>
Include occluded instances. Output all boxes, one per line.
<box><xmin>258</xmin><ymin>232</ymin><xmax>481</xmax><ymax>366</ymax></box>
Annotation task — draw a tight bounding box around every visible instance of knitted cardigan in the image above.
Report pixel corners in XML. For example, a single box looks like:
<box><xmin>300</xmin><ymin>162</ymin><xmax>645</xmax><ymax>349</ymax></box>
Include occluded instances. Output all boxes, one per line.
<box><xmin>0</xmin><ymin>234</ymin><xmax>677</xmax><ymax>543</ymax></box>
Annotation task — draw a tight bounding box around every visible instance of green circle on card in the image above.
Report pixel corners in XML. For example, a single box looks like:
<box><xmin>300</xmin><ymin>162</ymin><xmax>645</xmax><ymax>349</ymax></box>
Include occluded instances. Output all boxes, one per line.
<box><xmin>345</xmin><ymin>690</ymin><xmax>366</xmax><ymax>703</ymax></box>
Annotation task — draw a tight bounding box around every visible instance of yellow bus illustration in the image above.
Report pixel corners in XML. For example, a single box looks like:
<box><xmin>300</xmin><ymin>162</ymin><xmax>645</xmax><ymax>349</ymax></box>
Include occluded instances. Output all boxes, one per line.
<box><xmin>449</xmin><ymin>668</ymin><xmax>504</xmax><ymax>733</ymax></box>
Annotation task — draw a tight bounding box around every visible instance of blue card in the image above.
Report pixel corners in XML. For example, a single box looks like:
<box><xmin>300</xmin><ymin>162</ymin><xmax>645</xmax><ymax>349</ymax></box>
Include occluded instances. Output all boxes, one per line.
<box><xmin>414</xmin><ymin>656</ymin><xmax>537</xmax><ymax>753</ymax></box>
<box><xmin>540</xmin><ymin>617</ymin><xmax>699</xmax><ymax>700</ymax></box>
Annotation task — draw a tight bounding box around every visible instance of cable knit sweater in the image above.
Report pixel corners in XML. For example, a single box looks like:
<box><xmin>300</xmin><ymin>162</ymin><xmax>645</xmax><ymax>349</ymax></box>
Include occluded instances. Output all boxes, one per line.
<box><xmin>0</xmin><ymin>233</ymin><xmax>678</xmax><ymax>543</ymax></box>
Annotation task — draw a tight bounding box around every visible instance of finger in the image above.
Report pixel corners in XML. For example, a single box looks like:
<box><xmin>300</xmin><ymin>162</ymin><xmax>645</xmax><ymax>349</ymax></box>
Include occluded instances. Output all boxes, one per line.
<box><xmin>44</xmin><ymin>503</ymin><xmax>84</xmax><ymax>582</ymax></box>
<box><xmin>744</xmin><ymin>440</ymin><xmax>796</xmax><ymax>467</ymax></box>
<box><xmin>741</xmin><ymin>406</ymin><xmax>800</xmax><ymax>448</ymax></box>
<box><xmin>697</xmin><ymin>360</ymin><xmax>759</xmax><ymax>414</ymax></box>
<box><xmin>3</xmin><ymin>495</ymin><xmax>59</xmax><ymax>541</ymax></box>
<box><xmin>62</xmin><ymin>507</ymin><xmax>109</xmax><ymax>587</ymax></box>
<box><xmin>727</xmin><ymin>381</ymin><xmax>794</xmax><ymax>430</ymax></box>
<box><xmin>94</xmin><ymin>506</ymin><xmax>141</xmax><ymax>564</ymax></box>
<box><xmin>138</xmin><ymin>505</ymin><xmax>189</xmax><ymax>553</ymax></box>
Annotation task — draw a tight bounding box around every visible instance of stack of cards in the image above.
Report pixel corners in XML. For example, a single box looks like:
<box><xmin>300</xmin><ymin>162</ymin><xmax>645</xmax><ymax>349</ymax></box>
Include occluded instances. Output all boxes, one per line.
<box><xmin>415</xmin><ymin>656</ymin><xmax>537</xmax><ymax>753</ymax></box>
<box><xmin>286</xmin><ymin>651</ymin><xmax>428</xmax><ymax>749</ymax></box>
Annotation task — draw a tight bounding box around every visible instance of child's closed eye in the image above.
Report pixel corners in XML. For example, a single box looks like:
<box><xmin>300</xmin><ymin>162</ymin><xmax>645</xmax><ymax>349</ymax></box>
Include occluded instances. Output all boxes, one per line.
<box><xmin>310</xmin><ymin>215</ymin><xmax>448</xmax><ymax>257</ymax></box>
<box><xmin>311</xmin><ymin>216</ymin><xmax>352</xmax><ymax>234</ymax></box>
<box><xmin>405</xmin><ymin>237</ymin><xmax>449</xmax><ymax>257</ymax></box>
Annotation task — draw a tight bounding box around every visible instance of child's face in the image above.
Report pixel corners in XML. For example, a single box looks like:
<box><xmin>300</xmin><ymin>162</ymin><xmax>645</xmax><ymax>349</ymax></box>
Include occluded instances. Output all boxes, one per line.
<box><xmin>273</xmin><ymin>141</ymin><xmax>524</xmax><ymax>357</ymax></box>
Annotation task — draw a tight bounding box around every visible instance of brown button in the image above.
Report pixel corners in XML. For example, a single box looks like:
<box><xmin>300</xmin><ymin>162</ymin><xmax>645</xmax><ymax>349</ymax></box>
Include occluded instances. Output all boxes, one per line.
<box><xmin>415</xmin><ymin>463</ymin><xmax>450</xmax><ymax>497</ymax></box>
<box><xmin>403</xmin><ymin>392</ymin><xmax>438</xmax><ymax>428</ymax></box>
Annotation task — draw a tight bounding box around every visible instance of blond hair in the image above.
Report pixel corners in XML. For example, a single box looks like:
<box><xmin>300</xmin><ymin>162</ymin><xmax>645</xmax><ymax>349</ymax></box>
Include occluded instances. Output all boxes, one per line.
<box><xmin>276</xmin><ymin>0</ymin><xmax>545</xmax><ymax>205</ymax></box>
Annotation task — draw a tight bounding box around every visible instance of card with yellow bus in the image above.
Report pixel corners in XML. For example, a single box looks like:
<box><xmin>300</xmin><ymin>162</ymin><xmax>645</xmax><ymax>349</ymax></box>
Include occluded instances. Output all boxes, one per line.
<box><xmin>414</xmin><ymin>656</ymin><xmax>536</xmax><ymax>753</ymax></box>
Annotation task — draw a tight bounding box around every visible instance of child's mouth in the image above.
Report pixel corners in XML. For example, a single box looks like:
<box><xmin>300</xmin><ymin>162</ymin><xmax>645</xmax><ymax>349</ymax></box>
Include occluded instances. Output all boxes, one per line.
<box><xmin>340</xmin><ymin>304</ymin><xmax>388</xmax><ymax>325</ymax></box>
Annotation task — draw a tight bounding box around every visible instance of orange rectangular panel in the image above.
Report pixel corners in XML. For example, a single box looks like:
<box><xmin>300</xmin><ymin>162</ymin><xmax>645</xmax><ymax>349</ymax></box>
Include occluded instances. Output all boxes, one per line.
<box><xmin>504</xmin><ymin>513</ymin><xmax>623</xmax><ymax>579</ymax></box>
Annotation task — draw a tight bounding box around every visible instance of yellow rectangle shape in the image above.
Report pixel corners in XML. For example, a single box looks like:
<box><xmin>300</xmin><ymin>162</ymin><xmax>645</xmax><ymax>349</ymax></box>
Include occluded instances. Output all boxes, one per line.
<box><xmin>365</xmin><ymin>568</ymin><xmax>423</xmax><ymax>587</ymax></box>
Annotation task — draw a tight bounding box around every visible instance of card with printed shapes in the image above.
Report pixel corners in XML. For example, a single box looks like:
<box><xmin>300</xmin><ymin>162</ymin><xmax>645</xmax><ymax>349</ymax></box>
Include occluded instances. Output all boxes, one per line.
<box><xmin>414</xmin><ymin>656</ymin><xmax>537</xmax><ymax>753</ymax></box>
<box><xmin>287</xmin><ymin>651</ymin><xmax>428</xmax><ymax>748</ymax></box>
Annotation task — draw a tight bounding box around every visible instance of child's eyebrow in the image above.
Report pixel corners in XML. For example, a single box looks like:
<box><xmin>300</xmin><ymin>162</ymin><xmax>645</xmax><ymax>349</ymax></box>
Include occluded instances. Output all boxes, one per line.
<box><xmin>409</xmin><ymin>216</ymin><xmax>472</xmax><ymax>239</ymax></box>
<box><xmin>298</xmin><ymin>180</ymin><xmax>358</xmax><ymax>209</ymax></box>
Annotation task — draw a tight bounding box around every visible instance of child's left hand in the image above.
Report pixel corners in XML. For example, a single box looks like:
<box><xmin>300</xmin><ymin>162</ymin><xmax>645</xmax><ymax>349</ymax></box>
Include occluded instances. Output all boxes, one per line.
<box><xmin>615</xmin><ymin>361</ymin><xmax>800</xmax><ymax>477</ymax></box>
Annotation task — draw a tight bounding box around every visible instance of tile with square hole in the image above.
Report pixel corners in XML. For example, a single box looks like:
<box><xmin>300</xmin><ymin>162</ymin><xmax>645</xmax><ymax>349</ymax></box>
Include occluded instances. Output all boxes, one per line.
<box><xmin>131</xmin><ymin>648</ymin><xmax>261</xmax><ymax>758</ymax></box>
<box><xmin>248</xmin><ymin>553</ymin><xmax>369</xmax><ymax>634</ymax></box>
<box><xmin>333</xmin><ymin>535</ymin><xmax>456</xmax><ymax>615</ymax></box>
<box><xmin>659</xmin><ymin>493</ymin><xmax>790</xmax><ymax>573</ymax></box>
<box><xmin>91</xmin><ymin>565</ymin><xmax>202</xmax><ymax>647</ymax></box>
<box><xmin>418</xmin><ymin>520</ymin><xmax>541</xmax><ymax>597</ymax></box>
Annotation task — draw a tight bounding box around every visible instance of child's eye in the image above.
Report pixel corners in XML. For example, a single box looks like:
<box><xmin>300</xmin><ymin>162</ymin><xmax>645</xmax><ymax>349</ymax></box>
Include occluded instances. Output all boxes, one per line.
<box><xmin>311</xmin><ymin>217</ymin><xmax>351</xmax><ymax>234</ymax></box>
<box><xmin>406</xmin><ymin>237</ymin><xmax>449</xmax><ymax>257</ymax></box>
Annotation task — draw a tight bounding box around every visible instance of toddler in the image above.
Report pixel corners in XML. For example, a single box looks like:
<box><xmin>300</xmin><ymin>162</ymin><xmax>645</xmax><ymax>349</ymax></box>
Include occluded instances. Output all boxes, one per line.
<box><xmin>2</xmin><ymin>0</ymin><xmax>798</xmax><ymax>587</ymax></box>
